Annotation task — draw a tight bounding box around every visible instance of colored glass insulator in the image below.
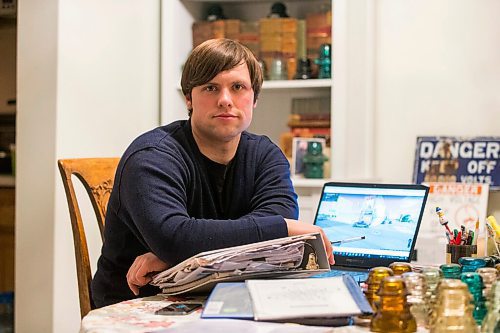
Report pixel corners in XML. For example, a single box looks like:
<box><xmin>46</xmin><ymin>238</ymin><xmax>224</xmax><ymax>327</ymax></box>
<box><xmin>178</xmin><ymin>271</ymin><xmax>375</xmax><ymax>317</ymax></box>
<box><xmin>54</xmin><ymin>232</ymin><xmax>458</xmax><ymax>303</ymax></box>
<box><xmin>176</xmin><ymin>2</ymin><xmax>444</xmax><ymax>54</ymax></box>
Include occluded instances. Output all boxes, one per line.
<box><xmin>430</xmin><ymin>280</ymin><xmax>479</xmax><ymax>333</ymax></box>
<box><xmin>389</xmin><ymin>262</ymin><xmax>413</xmax><ymax>276</ymax></box>
<box><xmin>429</xmin><ymin>278</ymin><xmax>468</xmax><ymax>329</ymax></box>
<box><xmin>476</xmin><ymin>267</ymin><xmax>498</xmax><ymax>300</ymax></box>
<box><xmin>314</xmin><ymin>44</ymin><xmax>331</xmax><ymax>79</ymax></box>
<box><xmin>370</xmin><ymin>276</ymin><xmax>416</xmax><ymax>333</ymax></box>
<box><xmin>440</xmin><ymin>263</ymin><xmax>462</xmax><ymax>279</ymax></box>
<box><xmin>364</xmin><ymin>267</ymin><xmax>394</xmax><ymax>312</ymax></box>
<box><xmin>461</xmin><ymin>272</ymin><xmax>487</xmax><ymax>325</ymax></box>
<box><xmin>480</xmin><ymin>256</ymin><xmax>496</xmax><ymax>268</ymax></box>
<box><xmin>459</xmin><ymin>257</ymin><xmax>487</xmax><ymax>273</ymax></box>
<box><xmin>422</xmin><ymin>267</ymin><xmax>443</xmax><ymax>306</ymax></box>
<box><xmin>481</xmin><ymin>280</ymin><xmax>500</xmax><ymax>333</ymax></box>
<box><xmin>302</xmin><ymin>141</ymin><xmax>328</xmax><ymax>179</ymax></box>
<box><xmin>402</xmin><ymin>272</ymin><xmax>429</xmax><ymax>327</ymax></box>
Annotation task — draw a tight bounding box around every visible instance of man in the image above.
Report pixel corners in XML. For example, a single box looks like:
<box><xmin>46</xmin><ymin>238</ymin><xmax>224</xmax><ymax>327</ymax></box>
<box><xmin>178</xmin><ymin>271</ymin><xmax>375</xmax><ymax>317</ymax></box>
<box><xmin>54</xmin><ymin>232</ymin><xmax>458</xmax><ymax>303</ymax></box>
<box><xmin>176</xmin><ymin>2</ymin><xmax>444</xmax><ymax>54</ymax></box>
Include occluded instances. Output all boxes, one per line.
<box><xmin>92</xmin><ymin>39</ymin><xmax>334</xmax><ymax>308</ymax></box>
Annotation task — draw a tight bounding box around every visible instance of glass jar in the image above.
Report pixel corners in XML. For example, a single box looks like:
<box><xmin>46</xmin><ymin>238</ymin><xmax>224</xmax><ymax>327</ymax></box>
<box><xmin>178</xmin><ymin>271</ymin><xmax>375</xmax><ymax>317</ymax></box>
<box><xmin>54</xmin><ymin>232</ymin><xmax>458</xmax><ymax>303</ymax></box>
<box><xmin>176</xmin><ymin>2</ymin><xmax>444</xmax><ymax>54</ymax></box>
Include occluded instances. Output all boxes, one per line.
<box><xmin>370</xmin><ymin>276</ymin><xmax>416</xmax><ymax>333</ymax></box>
<box><xmin>460</xmin><ymin>272</ymin><xmax>487</xmax><ymax>325</ymax></box>
<box><xmin>430</xmin><ymin>279</ymin><xmax>478</xmax><ymax>333</ymax></box>
<box><xmin>389</xmin><ymin>262</ymin><xmax>413</xmax><ymax>276</ymax></box>
<box><xmin>440</xmin><ymin>263</ymin><xmax>462</xmax><ymax>279</ymax></box>
<box><xmin>364</xmin><ymin>267</ymin><xmax>394</xmax><ymax>312</ymax></box>
<box><xmin>476</xmin><ymin>267</ymin><xmax>498</xmax><ymax>300</ymax></box>
<box><xmin>402</xmin><ymin>272</ymin><xmax>429</xmax><ymax>327</ymax></box>
<box><xmin>422</xmin><ymin>267</ymin><xmax>443</xmax><ymax>314</ymax></box>
<box><xmin>481</xmin><ymin>280</ymin><xmax>500</xmax><ymax>333</ymax></box>
<box><xmin>459</xmin><ymin>257</ymin><xmax>486</xmax><ymax>273</ymax></box>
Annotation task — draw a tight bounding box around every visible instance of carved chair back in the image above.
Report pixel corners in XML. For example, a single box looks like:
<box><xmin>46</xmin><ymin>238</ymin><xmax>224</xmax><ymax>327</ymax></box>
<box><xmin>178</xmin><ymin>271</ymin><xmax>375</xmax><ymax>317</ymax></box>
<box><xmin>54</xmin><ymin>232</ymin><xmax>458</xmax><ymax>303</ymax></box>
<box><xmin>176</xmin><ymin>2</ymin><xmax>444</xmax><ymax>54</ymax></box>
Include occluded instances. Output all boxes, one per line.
<box><xmin>58</xmin><ymin>157</ymin><xmax>120</xmax><ymax>318</ymax></box>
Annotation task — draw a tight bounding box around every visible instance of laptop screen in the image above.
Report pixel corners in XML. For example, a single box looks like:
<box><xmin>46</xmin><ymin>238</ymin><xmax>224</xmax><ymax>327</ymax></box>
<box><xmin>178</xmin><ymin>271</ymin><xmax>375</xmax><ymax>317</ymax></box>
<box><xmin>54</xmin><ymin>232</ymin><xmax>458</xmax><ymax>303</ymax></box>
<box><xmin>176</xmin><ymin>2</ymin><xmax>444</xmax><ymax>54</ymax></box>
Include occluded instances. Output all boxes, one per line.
<box><xmin>314</xmin><ymin>182</ymin><xmax>429</xmax><ymax>268</ymax></box>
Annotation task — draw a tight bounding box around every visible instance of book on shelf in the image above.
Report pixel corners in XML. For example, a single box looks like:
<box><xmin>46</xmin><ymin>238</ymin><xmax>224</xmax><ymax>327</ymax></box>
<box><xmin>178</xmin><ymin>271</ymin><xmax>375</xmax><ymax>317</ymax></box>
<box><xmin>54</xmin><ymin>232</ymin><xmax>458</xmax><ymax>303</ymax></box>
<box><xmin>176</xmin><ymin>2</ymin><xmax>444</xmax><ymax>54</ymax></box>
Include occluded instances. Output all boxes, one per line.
<box><xmin>291</xmin><ymin>127</ymin><xmax>331</xmax><ymax>139</ymax></box>
<box><xmin>150</xmin><ymin>233</ymin><xmax>330</xmax><ymax>295</ymax></box>
<box><xmin>192</xmin><ymin>19</ymin><xmax>241</xmax><ymax>49</ymax></box>
<box><xmin>287</xmin><ymin>115</ymin><xmax>330</xmax><ymax>128</ymax></box>
<box><xmin>259</xmin><ymin>17</ymin><xmax>297</xmax><ymax>78</ymax></box>
<box><xmin>239</xmin><ymin>21</ymin><xmax>260</xmax><ymax>57</ymax></box>
<box><xmin>306</xmin><ymin>10</ymin><xmax>332</xmax><ymax>76</ymax></box>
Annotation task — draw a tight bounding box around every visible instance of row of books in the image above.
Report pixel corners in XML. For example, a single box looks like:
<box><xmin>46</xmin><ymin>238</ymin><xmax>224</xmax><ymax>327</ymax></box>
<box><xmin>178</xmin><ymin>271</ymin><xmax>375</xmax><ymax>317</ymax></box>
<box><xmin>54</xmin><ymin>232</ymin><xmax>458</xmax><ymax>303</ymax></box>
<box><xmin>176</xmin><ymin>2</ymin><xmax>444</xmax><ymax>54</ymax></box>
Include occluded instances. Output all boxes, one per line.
<box><xmin>279</xmin><ymin>97</ymin><xmax>331</xmax><ymax>159</ymax></box>
<box><xmin>288</xmin><ymin>96</ymin><xmax>330</xmax><ymax>140</ymax></box>
<box><xmin>192</xmin><ymin>12</ymin><xmax>331</xmax><ymax>79</ymax></box>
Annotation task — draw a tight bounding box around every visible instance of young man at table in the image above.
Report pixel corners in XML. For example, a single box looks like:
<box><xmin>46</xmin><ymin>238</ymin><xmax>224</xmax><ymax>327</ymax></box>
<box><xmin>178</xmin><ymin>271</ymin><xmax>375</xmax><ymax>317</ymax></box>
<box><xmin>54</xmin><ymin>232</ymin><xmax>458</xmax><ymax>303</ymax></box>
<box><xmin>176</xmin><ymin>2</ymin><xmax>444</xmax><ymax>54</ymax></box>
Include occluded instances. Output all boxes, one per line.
<box><xmin>91</xmin><ymin>38</ymin><xmax>334</xmax><ymax>308</ymax></box>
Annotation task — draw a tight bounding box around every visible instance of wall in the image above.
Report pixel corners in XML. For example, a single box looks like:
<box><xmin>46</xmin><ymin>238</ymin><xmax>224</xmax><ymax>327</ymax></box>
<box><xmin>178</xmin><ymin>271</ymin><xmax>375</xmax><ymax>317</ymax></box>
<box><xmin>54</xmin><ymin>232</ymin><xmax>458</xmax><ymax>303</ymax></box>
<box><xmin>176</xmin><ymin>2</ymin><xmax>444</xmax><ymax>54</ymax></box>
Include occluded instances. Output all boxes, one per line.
<box><xmin>374</xmin><ymin>0</ymin><xmax>500</xmax><ymax>215</ymax></box>
<box><xmin>16</xmin><ymin>0</ymin><xmax>160</xmax><ymax>332</ymax></box>
<box><xmin>373</xmin><ymin>0</ymin><xmax>500</xmax><ymax>262</ymax></box>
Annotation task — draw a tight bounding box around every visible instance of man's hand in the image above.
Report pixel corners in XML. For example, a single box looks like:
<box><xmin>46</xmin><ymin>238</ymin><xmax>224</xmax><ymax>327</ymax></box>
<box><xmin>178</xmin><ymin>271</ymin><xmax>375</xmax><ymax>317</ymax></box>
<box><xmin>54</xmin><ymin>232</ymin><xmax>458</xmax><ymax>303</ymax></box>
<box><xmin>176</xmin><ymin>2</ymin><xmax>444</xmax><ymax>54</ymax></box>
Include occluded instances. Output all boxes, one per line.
<box><xmin>126</xmin><ymin>252</ymin><xmax>169</xmax><ymax>296</ymax></box>
<box><xmin>285</xmin><ymin>218</ymin><xmax>335</xmax><ymax>265</ymax></box>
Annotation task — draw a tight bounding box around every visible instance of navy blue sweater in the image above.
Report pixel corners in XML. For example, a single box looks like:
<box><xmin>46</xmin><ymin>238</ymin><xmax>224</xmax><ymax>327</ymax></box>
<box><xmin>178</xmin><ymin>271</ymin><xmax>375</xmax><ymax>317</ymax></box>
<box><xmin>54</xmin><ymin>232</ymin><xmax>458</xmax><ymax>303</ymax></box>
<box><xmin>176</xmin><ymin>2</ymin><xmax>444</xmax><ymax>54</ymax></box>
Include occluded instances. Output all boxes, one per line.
<box><xmin>92</xmin><ymin>120</ymin><xmax>298</xmax><ymax>307</ymax></box>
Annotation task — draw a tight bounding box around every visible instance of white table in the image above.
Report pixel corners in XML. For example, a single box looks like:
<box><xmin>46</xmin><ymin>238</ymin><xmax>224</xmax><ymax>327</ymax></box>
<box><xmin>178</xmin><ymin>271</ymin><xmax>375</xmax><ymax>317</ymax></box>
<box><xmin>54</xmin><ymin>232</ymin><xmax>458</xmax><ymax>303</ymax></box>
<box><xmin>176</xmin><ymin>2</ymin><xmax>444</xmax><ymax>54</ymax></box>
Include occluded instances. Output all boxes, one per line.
<box><xmin>80</xmin><ymin>294</ymin><xmax>431</xmax><ymax>333</ymax></box>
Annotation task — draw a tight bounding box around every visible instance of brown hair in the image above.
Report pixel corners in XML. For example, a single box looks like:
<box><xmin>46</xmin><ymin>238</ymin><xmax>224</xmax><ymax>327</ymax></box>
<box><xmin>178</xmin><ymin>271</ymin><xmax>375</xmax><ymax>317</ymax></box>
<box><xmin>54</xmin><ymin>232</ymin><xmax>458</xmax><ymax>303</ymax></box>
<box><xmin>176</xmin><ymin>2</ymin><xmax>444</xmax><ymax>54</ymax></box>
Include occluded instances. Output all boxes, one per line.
<box><xmin>181</xmin><ymin>38</ymin><xmax>263</xmax><ymax>116</ymax></box>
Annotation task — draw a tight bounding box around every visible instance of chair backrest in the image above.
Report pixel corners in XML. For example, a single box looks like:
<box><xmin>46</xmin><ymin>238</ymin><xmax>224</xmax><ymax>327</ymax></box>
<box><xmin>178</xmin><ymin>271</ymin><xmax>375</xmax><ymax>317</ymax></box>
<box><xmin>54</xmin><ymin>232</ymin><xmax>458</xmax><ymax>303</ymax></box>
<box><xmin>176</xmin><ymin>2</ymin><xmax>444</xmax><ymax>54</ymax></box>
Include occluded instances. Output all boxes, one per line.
<box><xmin>57</xmin><ymin>157</ymin><xmax>120</xmax><ymax>318</ymax></box>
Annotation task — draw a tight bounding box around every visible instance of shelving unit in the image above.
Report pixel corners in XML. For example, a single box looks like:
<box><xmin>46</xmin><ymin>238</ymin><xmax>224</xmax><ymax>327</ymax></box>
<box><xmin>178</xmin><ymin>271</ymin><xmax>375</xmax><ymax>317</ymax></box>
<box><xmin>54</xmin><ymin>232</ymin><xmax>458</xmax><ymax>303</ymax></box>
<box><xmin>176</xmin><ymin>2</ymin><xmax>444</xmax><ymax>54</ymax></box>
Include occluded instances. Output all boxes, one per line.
<box><xmin>262</xmin><ymin>78</ymin><xmax>332</xmax><ymax>89</ymax></box>
<box><xmin>161</xmin><ymin>0</ymin><xmax>375</xmax><ymax>220</ymax></box>
<box><xmin>162</xmin><ymin>0</ymin><xmax>335</xmax><ymax>174</ymax></box>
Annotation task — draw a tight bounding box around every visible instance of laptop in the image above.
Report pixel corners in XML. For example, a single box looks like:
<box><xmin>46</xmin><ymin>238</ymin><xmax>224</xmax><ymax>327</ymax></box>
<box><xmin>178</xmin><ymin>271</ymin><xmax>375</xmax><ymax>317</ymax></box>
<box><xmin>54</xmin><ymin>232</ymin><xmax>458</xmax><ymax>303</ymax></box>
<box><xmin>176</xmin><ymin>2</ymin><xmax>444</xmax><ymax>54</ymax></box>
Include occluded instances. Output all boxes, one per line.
<box><xmin>312</xmin><ymin>182</ymin><xmax>429</xmax><ymax>282</ymax></box>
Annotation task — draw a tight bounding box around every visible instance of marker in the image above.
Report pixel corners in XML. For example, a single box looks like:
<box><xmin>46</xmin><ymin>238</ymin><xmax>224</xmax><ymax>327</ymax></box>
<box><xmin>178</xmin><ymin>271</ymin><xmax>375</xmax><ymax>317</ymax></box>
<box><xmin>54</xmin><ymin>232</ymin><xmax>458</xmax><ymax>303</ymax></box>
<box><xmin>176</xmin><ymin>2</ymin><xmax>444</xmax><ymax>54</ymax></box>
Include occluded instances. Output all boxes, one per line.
<box><xmin>466</xmin><ymin>232</ymin><xmax>473</xmax><ymax>245</ymax></box>
<box><xmin>460</xmin><ymin>225</ymin><xmax>467</xmax><ymax>245</ymax></box>
<box><xmin>331</xmin><ymin>236</ymin><xmax>366</xmax><ymax>245</ymax></box>
<box><xmin>486</xmin><ymin>215</ymin><xmax>500</xmax><ymax>237</ymax></box>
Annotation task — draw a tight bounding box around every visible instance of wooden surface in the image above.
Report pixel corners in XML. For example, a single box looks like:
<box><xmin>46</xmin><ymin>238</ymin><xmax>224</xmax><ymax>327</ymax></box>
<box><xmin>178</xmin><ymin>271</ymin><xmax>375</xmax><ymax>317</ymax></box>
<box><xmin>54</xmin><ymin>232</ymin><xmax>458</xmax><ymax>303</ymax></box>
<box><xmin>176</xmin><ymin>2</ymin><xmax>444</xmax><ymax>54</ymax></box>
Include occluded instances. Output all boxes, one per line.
<box><xmin>0</xmin><ymin>187</ymin><xmax>15</xmax><ymax>292</ymax></box>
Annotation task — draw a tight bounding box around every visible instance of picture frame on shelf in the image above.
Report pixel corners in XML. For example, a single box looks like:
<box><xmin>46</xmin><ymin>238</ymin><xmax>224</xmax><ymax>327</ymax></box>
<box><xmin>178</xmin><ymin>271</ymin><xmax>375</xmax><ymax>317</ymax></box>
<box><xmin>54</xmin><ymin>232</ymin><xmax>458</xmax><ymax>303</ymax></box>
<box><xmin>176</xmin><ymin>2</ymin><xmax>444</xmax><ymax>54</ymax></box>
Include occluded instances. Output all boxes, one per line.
<box><xmin>291</xmin><ymin>137</ymin><xmax>326</xmax><ymax>178</ymax></box>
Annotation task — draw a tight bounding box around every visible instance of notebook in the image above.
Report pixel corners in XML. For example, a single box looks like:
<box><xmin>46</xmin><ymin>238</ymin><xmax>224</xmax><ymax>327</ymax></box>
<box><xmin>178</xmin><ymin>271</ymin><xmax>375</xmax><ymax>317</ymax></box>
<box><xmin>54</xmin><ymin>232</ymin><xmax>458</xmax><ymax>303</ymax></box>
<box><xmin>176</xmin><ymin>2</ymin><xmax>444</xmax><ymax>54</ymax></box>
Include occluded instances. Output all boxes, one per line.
<box><xmin>312</xmin><ymin>182</ymin><xmax>429</xmax><ymax>282</ymax></box>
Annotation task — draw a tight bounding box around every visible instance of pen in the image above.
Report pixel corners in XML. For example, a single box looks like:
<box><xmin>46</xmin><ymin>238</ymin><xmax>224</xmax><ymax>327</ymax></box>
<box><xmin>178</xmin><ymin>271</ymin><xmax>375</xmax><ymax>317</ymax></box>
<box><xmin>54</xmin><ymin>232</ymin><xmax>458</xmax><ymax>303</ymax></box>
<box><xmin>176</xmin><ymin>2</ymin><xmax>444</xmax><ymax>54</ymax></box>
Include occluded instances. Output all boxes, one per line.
<box><xmin>331</xmin><ymin>236</ymin><xmax>366</xmax><ymax>245</ymax></box>
<box><xmin>472</xmin><ymin>219</ymin><xmax>479</xmax><ymax>245</ymax></box>
<box><xmin>436</xmin><ymin>207</ymin><xmax>454</xmax><ymax>243</ymax></box>
<box><xmin>466</xmin><ymin>232</ymin><xmax>473</xmax><ymax>245</ymax></box>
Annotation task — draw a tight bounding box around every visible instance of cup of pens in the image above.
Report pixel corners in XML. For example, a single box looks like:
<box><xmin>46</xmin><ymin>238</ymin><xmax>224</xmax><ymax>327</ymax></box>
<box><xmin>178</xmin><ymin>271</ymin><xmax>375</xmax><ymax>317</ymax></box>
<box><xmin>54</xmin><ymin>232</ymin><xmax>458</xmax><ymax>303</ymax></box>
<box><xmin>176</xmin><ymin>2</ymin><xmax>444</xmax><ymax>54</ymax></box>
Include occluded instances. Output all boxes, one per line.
<box><xmin>436</xmin><ymin>207</ymin><xmax>479</xmax><ymax>264</ymax></box>
<box><xmin>446</xmin><ymin>244</ymin><xmax>477</xmax><ymax>264</ymax></box>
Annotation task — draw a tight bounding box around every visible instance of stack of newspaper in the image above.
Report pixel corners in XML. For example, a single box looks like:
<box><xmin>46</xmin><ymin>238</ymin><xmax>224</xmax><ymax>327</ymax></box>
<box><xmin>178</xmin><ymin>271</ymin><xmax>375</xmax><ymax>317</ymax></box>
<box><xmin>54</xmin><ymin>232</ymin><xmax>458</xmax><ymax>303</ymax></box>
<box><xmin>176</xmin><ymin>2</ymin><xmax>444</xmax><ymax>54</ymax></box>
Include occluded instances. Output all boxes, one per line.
<box><xmin>150</xmin><ymin>233</ymin><xmax>329</xmax><ymax>295</ymax></box>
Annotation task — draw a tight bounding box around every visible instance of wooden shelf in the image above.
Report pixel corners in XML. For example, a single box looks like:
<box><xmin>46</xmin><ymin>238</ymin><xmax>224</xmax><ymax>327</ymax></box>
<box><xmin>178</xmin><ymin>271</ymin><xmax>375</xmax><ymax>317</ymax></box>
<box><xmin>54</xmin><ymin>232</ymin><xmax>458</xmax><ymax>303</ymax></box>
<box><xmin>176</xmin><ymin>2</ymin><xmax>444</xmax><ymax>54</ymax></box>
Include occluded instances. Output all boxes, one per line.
<box><xmin>292</xmin><ymin>177</ymin><xmax>381</xmax><ymax>188</ymax></box>
<box><xmin>292</xmin><ymin>178</ymin><xmax>331</xmax><ymax>188</ymax></box>
<box><xmin>262</xmin><ymin>79</ymin><xmax>332</xmax><ymax>90</ymax></box>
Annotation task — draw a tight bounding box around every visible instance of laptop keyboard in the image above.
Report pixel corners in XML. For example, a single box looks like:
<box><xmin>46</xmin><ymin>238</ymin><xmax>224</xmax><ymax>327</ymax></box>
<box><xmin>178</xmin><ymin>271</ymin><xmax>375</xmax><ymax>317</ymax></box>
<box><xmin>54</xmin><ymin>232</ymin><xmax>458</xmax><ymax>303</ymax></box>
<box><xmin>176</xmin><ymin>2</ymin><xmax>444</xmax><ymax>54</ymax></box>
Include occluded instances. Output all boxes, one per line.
<box><xmin>313</xmin><ymin>270</ymin><xmax>369</xmax><ymax>283</ymax></box>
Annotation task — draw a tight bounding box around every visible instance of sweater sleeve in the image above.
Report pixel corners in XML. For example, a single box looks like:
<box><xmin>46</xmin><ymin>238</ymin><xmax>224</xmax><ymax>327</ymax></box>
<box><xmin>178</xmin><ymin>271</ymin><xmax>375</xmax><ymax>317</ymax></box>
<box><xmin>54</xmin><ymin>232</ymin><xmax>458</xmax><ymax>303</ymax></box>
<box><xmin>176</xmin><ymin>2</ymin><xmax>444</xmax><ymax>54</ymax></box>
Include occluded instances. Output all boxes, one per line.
<box><xmin>116</xmin><ymin>143</ymin><xmax>295</xmax><ymax>265</ymax></box>
<box><xmin>243</xmin><ymin>137</ymin><xmax>299</xmax><ymax>221</ymax></box>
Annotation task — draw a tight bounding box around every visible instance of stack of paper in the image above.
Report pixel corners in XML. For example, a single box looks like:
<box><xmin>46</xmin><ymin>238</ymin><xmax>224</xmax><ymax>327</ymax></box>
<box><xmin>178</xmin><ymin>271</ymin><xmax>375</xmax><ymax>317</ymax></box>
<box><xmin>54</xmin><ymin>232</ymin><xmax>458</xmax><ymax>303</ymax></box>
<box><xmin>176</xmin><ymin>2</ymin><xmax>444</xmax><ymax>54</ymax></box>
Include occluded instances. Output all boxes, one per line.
<box><xmin>150</xmin><ymin>233</ymin><xmax>330</xmax><ymax>295</ymax></box>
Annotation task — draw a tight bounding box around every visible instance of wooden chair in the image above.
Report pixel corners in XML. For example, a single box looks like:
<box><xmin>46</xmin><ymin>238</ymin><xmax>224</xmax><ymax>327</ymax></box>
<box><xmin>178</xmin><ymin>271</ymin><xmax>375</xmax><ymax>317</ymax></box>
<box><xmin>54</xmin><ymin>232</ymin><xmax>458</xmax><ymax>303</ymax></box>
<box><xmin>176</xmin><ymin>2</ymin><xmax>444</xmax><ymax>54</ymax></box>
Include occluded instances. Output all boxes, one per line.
<box><xmin>57</xmin><ymin>158</ymin><xmax>120</xmax><ymax>318</ymax></box>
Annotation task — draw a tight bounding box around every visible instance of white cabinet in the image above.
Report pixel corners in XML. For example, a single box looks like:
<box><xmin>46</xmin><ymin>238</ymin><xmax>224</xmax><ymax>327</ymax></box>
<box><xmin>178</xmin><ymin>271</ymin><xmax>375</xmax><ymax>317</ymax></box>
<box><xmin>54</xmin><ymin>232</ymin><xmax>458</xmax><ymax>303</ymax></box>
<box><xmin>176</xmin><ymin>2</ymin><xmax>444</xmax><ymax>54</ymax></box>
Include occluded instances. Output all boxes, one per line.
<box><xmin>161</xmin><ymin>0</ymin><xmax>376</xmax><ymax>220</ymax></box>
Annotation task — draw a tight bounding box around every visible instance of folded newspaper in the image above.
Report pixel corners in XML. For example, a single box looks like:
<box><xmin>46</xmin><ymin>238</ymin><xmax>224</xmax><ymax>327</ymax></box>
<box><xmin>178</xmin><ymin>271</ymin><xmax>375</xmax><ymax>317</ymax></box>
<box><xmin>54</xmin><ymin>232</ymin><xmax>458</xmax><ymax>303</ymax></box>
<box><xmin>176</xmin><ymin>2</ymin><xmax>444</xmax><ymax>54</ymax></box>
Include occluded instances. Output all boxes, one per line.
<box><xmin>150</xmin><ymin>233</ymin><xmax>330</xmax><ymax>295</ymax></box>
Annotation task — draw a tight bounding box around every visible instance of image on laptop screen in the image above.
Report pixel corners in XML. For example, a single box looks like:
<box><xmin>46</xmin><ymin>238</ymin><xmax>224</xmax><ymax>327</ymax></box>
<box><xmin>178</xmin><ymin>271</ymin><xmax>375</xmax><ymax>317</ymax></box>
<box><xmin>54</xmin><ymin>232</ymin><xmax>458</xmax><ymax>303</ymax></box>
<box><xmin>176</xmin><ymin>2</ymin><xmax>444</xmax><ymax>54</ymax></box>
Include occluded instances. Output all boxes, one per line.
<box><xmin>314</xmin><ymin>183</ymin><xmax>428</xmax><ymax>263</ymax></box>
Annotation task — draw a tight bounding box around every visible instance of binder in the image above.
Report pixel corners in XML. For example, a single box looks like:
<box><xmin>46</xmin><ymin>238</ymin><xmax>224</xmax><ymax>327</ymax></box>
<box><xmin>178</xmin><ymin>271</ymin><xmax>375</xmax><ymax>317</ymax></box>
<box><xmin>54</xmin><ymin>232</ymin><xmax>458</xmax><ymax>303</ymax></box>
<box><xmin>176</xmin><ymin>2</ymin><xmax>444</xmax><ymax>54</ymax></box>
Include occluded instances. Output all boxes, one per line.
<box><xmin>202</xmin><ymin>275</ymin><xmax>372</xmax><ymax>326</ymax></box>
<box><xmin>150</xmin><ymin>233</ymin><xmax>330</xmax><ymax>295</ymax></box>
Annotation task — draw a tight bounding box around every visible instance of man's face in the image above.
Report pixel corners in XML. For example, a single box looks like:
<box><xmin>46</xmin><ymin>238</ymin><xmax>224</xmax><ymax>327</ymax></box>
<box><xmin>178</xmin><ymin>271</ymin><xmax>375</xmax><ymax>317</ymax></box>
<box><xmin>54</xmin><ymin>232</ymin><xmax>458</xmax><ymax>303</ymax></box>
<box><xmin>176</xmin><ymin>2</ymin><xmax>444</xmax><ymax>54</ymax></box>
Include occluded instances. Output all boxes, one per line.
<box><xmin>187</xmin><ymin>63</ymin><xmax>256</xmax><ymax>144</ymax></box>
